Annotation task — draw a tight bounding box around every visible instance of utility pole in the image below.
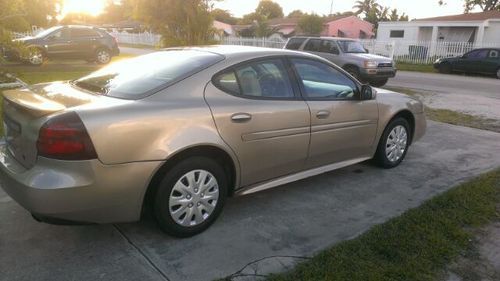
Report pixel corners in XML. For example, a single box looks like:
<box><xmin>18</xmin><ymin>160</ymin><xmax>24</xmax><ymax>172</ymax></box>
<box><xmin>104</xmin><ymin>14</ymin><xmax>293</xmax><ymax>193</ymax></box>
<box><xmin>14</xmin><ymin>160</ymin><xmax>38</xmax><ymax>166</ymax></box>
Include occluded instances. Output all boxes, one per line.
<box><xmin>329</xmin><ymin>0</ymin><xmax>334</xmax><ymax>16</ymax></box>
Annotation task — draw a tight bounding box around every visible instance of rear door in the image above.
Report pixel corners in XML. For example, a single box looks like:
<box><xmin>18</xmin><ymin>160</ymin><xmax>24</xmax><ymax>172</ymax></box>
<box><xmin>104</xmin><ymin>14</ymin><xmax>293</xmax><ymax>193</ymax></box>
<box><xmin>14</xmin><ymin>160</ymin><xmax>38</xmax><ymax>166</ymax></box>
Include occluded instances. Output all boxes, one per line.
<box><xmin>205</xmin><ymin>57</ymin><xmax>310</xmax><ymax>187</ymax></box>
<box><xmin>289</xmin><ymin>57</ymin><xmax>379</xmax><ymax>168</ymax></box>
<box><xmin>68</xmin><ymin>27</ymin><xmax>101</xmax><ymax>58</ymax></box>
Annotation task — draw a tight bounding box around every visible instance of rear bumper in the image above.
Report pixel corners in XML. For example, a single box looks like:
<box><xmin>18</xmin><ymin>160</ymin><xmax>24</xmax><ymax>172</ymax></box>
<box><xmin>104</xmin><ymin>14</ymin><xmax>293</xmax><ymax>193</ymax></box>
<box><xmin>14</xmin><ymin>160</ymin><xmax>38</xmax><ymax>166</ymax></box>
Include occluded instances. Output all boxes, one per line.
<box><xmin>0</xmin><ymin>142</ymin><xmax>161</xmax><ymax>224</ymax></box>
<box><xmin>360</xmin><ymin>67</ymin><xmax>397</xmax><ymax>80</ymax></box>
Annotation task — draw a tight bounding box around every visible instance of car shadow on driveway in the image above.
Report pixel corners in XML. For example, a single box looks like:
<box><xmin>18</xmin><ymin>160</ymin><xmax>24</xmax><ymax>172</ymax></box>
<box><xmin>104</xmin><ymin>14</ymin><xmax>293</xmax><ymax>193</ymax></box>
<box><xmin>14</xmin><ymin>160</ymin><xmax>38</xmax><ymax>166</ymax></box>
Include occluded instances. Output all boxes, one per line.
<box><xmin>2</xmin><ymin>121</ymin><xmax>500</xmax><ymax>281</ymax></box>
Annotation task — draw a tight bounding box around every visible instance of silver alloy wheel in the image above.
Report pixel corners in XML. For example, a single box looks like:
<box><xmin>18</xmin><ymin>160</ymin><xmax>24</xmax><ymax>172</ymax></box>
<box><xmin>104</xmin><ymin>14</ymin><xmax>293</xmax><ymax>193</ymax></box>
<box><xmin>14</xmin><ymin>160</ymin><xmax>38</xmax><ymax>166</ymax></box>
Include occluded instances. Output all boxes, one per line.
<box><xmin>29</xmin><ymin>49</ymin><xmax>43</xmax><ymax>65</ymax></box>
<box><xmin>96</xmin><ymin>50</ymin><xmax>111</xmax><ymax>64</ymax></box>
<box><xmin>385</xmin><ymin>125</ymin><xmax>408</xmax><ymax>163</ymax></box>
<box><xmin>169</xmin><ymin>169</ymin><xmax>219</xmax><ymax>227</ymax></box>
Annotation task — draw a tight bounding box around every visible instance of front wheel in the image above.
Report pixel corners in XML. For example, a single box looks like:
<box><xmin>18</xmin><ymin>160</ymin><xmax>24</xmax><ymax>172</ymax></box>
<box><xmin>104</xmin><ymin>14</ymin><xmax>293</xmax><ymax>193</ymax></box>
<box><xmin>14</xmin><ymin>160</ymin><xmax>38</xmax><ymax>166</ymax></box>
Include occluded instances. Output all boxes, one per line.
<box><xmin>154</xmin><ymin>157</ymin><xmax>228</xmax><ymax>237</ymax></box>
<box><xmin>496</xmin><ymin>68</ymin><xmax>500</xmax><ymax>79</ymax></box>
<box><xmin>438</xmin><ymin>63</ymin><xmax>452</xmax><ymax>74</ymax></box>
<box><xmin>374</xmin><ymin>118</ymin><xmax>411</xmax><ymax>168</ymax></box>
<box><xmin>26</xmin><ymin>47</ymin><xmax>45</xmax><ymax>66</ymax></box>
<box><xmin>370</xmin><ymin>78</ymin><xmax>388</xmax><ymax>87</ymax></box>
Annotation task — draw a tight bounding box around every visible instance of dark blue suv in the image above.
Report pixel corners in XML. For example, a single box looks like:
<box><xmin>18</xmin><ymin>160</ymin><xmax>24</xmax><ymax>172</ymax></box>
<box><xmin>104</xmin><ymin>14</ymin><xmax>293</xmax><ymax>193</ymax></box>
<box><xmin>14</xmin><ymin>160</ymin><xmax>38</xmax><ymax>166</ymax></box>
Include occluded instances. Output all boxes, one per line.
<box><xmin>3</xmin><ymin>25</ymin><xmax>120</xmax><ymax>65</ymax></box>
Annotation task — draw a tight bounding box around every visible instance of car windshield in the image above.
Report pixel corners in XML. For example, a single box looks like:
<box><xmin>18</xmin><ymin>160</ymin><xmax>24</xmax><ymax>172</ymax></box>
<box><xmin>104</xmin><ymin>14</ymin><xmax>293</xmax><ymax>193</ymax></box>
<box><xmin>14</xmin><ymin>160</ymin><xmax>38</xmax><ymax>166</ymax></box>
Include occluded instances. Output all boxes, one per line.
<box><xmin>73</xmin><ymin>50</ymin><xmax>224</xmax><ymax>99</ymax></box>
<box><xmin>337</xmin><ymin>40</ymin><xmax>367</xmax><ymax>53</ymax></box>
<box><xmin>34</xmin><ymin>26</ymin><xmax>61</xmax><ymax>38</ymax></box>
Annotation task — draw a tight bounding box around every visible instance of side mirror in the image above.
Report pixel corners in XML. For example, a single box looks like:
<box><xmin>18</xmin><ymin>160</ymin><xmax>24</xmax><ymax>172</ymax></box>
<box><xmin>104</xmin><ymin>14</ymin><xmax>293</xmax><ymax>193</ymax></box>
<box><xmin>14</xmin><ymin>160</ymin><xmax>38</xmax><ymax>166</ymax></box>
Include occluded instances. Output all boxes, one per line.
<box><xmin>360</xmin><ymin>84</ymin><xmax>375</xmax><ymax>100</ymax></box>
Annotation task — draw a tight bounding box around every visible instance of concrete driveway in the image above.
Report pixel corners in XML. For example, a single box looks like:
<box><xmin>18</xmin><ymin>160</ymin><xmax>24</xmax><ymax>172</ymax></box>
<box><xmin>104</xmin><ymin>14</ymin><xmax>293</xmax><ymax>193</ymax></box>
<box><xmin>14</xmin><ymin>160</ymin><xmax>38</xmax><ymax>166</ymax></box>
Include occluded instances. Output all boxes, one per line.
<box><xmin>2</xmin><ymin>121</ymin><xmax>500</xmax><ymax>281</ymax></box>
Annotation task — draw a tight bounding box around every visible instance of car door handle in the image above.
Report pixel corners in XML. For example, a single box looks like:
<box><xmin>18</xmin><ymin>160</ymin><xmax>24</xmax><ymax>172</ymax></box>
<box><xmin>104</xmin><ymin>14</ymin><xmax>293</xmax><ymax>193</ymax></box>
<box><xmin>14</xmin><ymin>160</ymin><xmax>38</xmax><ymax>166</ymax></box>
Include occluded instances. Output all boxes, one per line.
<box><xmin>316</xmin><ymin>110</ymin><xmax>331</xmax><ymax>119</ymax></box>
<box><xmin>231</xmin><ymin>113</ymin><xmax>252</xmax><ymax>123</ymax></box>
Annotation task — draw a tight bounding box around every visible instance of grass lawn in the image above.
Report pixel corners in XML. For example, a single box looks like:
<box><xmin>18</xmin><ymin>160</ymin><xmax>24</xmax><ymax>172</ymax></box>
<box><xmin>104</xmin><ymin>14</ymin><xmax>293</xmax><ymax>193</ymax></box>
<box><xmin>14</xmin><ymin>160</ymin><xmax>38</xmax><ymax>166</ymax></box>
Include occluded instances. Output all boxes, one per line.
<box><xmin>396</xmin><ymin>62</ymin><xmax>436</xmax><ymax>73</ymax></box>
<box><xmin>384</xmin><ymin>86</ymin><xmax>500</xmax><ymax>133</ymax></box>
<box><xmin>265</xmin><ymin>169</ymin><xmax>500</xmax><ymax>281</ymax></box>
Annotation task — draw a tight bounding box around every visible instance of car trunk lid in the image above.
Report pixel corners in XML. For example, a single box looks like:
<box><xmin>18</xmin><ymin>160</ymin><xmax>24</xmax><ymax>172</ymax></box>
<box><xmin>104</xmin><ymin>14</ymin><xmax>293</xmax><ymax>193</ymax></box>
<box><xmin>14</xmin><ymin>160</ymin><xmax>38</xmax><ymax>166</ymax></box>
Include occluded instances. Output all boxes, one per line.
<box><xmin>2</xmin><ymin>82</ymin><xmax>98</xmax><ymax>168</ymax></box>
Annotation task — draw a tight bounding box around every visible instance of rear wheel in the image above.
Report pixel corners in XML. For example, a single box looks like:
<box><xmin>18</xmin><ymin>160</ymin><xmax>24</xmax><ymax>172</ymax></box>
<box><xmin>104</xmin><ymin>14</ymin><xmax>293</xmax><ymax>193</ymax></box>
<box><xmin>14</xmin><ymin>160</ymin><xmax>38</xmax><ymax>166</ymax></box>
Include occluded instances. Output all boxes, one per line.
<box><xmin>154</xmin><ymin>157</ymin><xmax>227</xmax><ymax>237</ymax></box>
<box><xmin>374</xmin><ymin>118</ymin><xmax>410</xmax><ymax>169</ymax></box>
<box><xmin>438</xmin><ymin>63</ymin><xmax>452</xmax><ymax>74</ymax></box>
<box><xmin>95</xmin><ymin>48</ymin><xmax>111</xmax><ymax>64</ymax></box>
<box><xmin>370</xmin><ymin>78</ymin><xmax>388</xmax><ymax>87</ymax></box>
<box><xmin>496</xmin><ymin>68</ymin><xmax>500</xmax><ymax>79</ymax></box>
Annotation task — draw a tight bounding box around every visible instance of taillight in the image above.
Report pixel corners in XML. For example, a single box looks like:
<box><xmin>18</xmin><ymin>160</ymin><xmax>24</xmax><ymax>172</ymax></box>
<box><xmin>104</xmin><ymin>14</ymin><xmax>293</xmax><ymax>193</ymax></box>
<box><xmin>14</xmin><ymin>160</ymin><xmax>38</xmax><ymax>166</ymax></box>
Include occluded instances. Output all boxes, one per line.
<box><xmin>37</xmin><ymin>112</ymin><xmax>97</xmax><ymax>160</ymax></box>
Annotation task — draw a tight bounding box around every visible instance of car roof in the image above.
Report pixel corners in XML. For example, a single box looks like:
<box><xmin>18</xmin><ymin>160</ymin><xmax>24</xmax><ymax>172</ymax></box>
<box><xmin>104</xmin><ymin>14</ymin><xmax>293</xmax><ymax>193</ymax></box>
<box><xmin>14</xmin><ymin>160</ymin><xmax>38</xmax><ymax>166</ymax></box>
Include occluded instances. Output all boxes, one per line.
<box><xmin>163</xmin><ymin>45</ymin><xmax>316</xmax><ymax>59</ymax></box>
<box><xmin>289</xmin><ymin>36</ymin><xmax>358</xmax><ymax>41</ymax></box>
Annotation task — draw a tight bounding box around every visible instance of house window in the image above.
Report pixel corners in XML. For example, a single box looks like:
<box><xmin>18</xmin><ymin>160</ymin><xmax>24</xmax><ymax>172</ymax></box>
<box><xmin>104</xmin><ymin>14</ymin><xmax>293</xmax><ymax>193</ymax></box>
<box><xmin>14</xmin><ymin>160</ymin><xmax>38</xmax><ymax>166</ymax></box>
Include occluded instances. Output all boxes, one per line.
<box><xmin>390</xmin><ymin>30</ymin><xmax>405</xmax><ymax>38</ymax></box>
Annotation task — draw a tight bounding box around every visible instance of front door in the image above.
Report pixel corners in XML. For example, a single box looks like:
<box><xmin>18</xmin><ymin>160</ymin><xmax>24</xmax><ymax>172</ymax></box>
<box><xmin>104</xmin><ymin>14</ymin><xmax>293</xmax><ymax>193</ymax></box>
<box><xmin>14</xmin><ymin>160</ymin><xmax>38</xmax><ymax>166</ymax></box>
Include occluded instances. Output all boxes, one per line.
<box><xmin>454</xmin><ymin>49</ymin><xmax>489</xmax><ymax>73</ymax></box>
<box><xmin>289</xmin><ymin>57</ymin><xmax>379</xmax><ymax>168</ymax></box>
<box><xmin>44</xmin><ymin>28</ymin><xmax>71</xmax><ymax>58</ymax></box>
<box><xmin>205</xmin><ymin>57</ymin><xmax>311</xmax><ymax>187</ymax></box>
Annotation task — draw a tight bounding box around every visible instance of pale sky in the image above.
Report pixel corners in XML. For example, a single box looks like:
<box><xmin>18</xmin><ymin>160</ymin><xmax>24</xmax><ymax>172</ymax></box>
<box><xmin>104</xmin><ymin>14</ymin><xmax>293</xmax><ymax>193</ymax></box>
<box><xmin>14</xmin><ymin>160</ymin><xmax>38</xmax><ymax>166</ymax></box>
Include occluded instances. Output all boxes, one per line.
<box><xmin>213</xmin><ymin>0</ymin><xmax>473</xmax><ymax>20</ymax></box>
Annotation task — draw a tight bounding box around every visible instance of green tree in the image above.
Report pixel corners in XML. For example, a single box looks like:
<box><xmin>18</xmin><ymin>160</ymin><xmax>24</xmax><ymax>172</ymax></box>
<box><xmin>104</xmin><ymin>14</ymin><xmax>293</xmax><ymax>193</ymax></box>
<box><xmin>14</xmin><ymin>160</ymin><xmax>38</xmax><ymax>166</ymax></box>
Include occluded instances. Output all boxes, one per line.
<box><xmin>255</xmin><ymin>0</ymin><xmax>284</xmax><ymax>19</ymax></box>
<box><xmin>298</xmin><ymin>14</ymin><xmax>324</xmax><ymax>36</ymax></box>
<box><xmin>287</xmin><ymin>10</ymin><xmax>304</xmax><ymax>18</ymax></box>
<box><xmin>98</xmin><ymin>0</ymin><xmax>134</xmax><ymax>24</ymax></box>
<box><xmin>439</xmin><ymin>0</ymin><xmax>499</xmax><ymax>12</ymax></box>
<box><xmin>211</xmin><ymin>8</ymin><xmax>237</xmax><ymax>24</ymax></box>
<box><xmin>133</xmin><ymin>0</ymin><xmax>216</xmax><ymax>47</ymax></box>
<box><xmin>353</xmin><ymin>0</ymin><xmax>381</xmax><ymax>16</ymax></box>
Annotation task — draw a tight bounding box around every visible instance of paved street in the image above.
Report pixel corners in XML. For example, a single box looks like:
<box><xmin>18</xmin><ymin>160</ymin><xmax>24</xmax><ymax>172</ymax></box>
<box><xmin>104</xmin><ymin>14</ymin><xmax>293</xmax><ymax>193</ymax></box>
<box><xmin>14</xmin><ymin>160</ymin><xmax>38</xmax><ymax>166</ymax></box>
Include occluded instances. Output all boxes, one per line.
<box><xmin>388</xmin><ymin>71</ymin><xmax>500</xmax><ymax>99</ymax></box>
<box><xmin>2</xmin><ymin>121</ymin><xmax>500</xmax><ymax>281</ymax></box>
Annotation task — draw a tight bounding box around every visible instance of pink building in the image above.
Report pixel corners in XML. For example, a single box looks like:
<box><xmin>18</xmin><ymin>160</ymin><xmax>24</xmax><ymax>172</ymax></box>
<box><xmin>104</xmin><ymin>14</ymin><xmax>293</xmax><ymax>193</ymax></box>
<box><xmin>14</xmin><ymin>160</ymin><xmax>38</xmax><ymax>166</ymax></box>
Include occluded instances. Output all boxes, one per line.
<box><xmin>265</xmin><ymin>15</ymin><xmax>374</xmax><ymax>39</ymax></box>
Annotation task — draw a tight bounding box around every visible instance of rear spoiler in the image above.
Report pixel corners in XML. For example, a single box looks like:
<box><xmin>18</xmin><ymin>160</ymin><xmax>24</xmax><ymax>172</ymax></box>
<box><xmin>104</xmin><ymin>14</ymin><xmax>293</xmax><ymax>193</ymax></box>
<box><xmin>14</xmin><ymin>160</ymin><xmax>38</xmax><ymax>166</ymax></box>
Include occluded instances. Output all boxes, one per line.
<box><xmin>2</xmin><ymin>88</ymin><xmax>66</xmax><ymax>114</ymax></box>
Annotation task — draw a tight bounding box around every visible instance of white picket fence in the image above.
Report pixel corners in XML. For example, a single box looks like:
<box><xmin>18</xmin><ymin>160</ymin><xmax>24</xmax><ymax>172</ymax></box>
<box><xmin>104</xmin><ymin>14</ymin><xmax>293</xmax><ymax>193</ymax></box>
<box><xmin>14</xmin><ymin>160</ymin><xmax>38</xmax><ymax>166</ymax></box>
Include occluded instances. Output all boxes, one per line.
<box><xmin>222</xmin><ymin>37</ymin><xmax>287</xmax><ymax>49</ymax></box>
<box><xmin>109</xmin><ymin>31</ymin><xmax>162</xmax><ymax>47</ymax></box>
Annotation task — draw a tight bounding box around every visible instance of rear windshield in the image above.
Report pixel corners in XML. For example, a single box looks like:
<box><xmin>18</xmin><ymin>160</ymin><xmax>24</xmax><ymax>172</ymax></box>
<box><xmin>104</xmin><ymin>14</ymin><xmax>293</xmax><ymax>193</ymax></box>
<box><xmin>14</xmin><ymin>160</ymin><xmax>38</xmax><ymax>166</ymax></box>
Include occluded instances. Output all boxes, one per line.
<box><xmin>73</xmin><ymin>50</ymin><xmax>224</xmax><ymax>99</ymax></box>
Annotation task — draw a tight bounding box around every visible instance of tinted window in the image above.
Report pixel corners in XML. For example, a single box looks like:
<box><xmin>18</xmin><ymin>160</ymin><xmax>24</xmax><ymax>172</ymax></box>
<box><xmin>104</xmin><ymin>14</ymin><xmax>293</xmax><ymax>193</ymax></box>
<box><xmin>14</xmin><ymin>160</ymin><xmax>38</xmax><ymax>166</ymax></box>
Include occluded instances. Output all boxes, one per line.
<box><xmin>319</xmin><ymin>40</ymin><xmax>339</xmax><ymax>54</ymax></box>
<box><xmin>337</xmin><ymin>40</ymin><xmax>367</xmax><ymax>53</ymax></box>
<box><xmin>74</xmin><ymin>50</ymin><xmax>224</xmax><ymax>99</ymax></box>
<box><xmin>304</xmin><ymin>39</ymin><xmax>321</xmax><ymax>52</ymax></box>
<box><xmin>489</xmin><ymin>50</ymin><xmax>499</xmax><ymax>58</ymax></box>
<box><xmin>214</xmin><ymin>59</ymin><xmax>294</xmax><ymax>99</ymax></box>
<box><xmin>47</xmin><ymin>28</ymin><xmax>69</xmax><ymax>40</ymax></box>
<box><xmin>71</xmin><ymin>28</ymin><xmax>99</xmax><ymax>38</ymax></box>
<box><xmin>390</xmin><ymin>30</ymin><xmax>405</xmax><ymax>38</ymax></box>
<box><xmin>286</xmin><ymin>38</ymin><xmax>307</xmax><ymax>50</ymax></box>
<box><xmin>465</xmin><ymin>49</ymin><xmax>488</xmax><ymax>59</ymax></box>
<box><xmin>291</xmin><ymin>58</ymin><xmax>357</xmax><ymax>100</ymax></box>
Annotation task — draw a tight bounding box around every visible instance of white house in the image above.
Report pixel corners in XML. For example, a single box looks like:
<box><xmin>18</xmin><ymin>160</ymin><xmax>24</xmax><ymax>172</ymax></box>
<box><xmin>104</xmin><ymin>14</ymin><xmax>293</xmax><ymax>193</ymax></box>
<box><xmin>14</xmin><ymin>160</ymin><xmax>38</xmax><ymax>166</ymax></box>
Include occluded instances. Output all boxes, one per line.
<box><xmin>377</xmin><ymin>10</ymin><xmax>500</xmax><ymax>44</ymax></box>
<box><xmin>375</xmin><ymin>10</ymin><xmax>500</xmax><ymax>62</ymax></box>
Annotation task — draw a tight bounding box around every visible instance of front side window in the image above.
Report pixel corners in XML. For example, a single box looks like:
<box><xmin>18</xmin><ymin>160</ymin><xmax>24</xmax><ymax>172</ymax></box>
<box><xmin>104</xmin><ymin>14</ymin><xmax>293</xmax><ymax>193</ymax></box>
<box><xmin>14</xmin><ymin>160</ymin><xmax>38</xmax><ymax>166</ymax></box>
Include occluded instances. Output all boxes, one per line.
<box><xmin>214</xmin><ymin>59</ymin><xmax>295</xmax><ymax>99</ymax></box>
<box><xmin>74</xmin><ymin>50</ymin><xmax>224</xmax><ymax>99</ymax></box>
<box><xmin>320</xmin><ymin>40</ymin><xmax>339</xmax><ymax>54</ymax></box>
<box><xmin>291</xmin><ymin>58</ymin><xmax>357</xmax><ymax>100</ymax></box>
<box><xmin>337</xmin><ymin>40</ymin><xmax>367</xmax><ymax>54</ymax></box>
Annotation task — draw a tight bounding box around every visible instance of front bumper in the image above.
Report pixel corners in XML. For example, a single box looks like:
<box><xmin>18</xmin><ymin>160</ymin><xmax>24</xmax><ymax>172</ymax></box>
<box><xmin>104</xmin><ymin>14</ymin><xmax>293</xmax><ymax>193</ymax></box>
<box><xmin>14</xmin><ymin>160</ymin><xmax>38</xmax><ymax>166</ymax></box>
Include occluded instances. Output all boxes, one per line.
<box><xmin>361</xmin><ymin>67</ymin><xmax>397</xmax><ymax>80</ymax></box>
<box><xmin>412</xmin><ymin>112</ymin><xmax>427</xmax><ymax>143</ymax></box>
<box><xmin>0</xmin><ymin>142</ymin><xmax>161</xmax><ymax>224</ymax></box>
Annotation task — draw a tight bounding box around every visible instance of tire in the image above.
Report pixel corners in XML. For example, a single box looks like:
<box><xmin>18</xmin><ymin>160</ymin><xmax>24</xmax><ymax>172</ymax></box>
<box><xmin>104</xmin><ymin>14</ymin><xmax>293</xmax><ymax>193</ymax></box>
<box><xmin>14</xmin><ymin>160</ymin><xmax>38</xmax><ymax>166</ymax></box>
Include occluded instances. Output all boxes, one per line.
<box><xmin>154</xmin><ymin>156</ymin><xmax>228</xmax><ymax>237</ymax></box>
<box><xmin>438</xmin><ymin>63</ymin><xmax>452</xmax><ymax>74</ymax></box>
<box><xmin>496</xmin><ymin>68</ymin><xmax>500</xmax><ymax>79</ymax></box>
<box><xmin>373</xmin><ymin>117</ymin><xmax>411</xmax><ymax>169</ymax></box>
<box><xmin>26</xmin><ymin>47</ymin><xmax>45</xmax><ymax>66</ymax></box>
<box><xmin>95</xmin><ymin>48</ymin><xmax>111</xmax><ymax>64</ymax></box>
<box><xmin>369</xmin><ymin>78</ymin><xmax>388</xmax><ymax>87</ymax></box>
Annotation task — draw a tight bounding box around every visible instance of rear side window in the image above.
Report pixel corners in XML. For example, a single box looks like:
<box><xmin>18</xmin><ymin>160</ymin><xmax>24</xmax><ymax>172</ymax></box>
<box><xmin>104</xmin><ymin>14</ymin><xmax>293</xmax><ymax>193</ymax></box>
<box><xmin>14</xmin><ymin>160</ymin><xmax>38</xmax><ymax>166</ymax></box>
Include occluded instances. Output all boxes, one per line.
<box><xmin>285</xmin><ymin>38</ymin><xmax>306</xmax><ymax>50</ymax></box>
<box><xmin>74</xmin><ymin>50</ymin><xmax>224</xmax><ymax>99</ymax></box>
<box><xmin>71</xmin><ymin>28</ymin><xmax>100</xmax><ymax>38</ymax></box>
<box><xmin>304</xmin><ymin>39</ymin><xmax>321</xmax><ymax>52</ymax></box>
<box><xmin>214</xmin><ymin>59</ymin><xmax>295</xmax><ymax>99</ymax></box>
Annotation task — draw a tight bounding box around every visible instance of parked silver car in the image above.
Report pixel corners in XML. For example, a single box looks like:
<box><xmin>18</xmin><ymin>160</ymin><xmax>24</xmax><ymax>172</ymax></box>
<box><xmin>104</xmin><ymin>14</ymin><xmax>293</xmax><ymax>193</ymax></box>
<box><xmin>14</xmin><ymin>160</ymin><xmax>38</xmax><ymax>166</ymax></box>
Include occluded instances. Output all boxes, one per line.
<box><xmin>285</xmin><ymin>37</ymin><xmax>397</xmax><ymax>87</ymax></box>
<box><xmin>0</xmin><ymin>46</ymin><xmax>425</xmax><ymax>237</ymax></box>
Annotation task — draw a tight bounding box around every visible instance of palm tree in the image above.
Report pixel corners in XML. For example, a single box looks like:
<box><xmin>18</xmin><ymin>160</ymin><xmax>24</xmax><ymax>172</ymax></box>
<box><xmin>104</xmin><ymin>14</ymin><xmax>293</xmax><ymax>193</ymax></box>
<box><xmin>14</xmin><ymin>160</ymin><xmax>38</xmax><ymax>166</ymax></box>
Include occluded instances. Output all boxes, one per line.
<box><xmin>353</xmin><ymin>0</ymin><xmax>381</xmax><ymax>16</ymax></box>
